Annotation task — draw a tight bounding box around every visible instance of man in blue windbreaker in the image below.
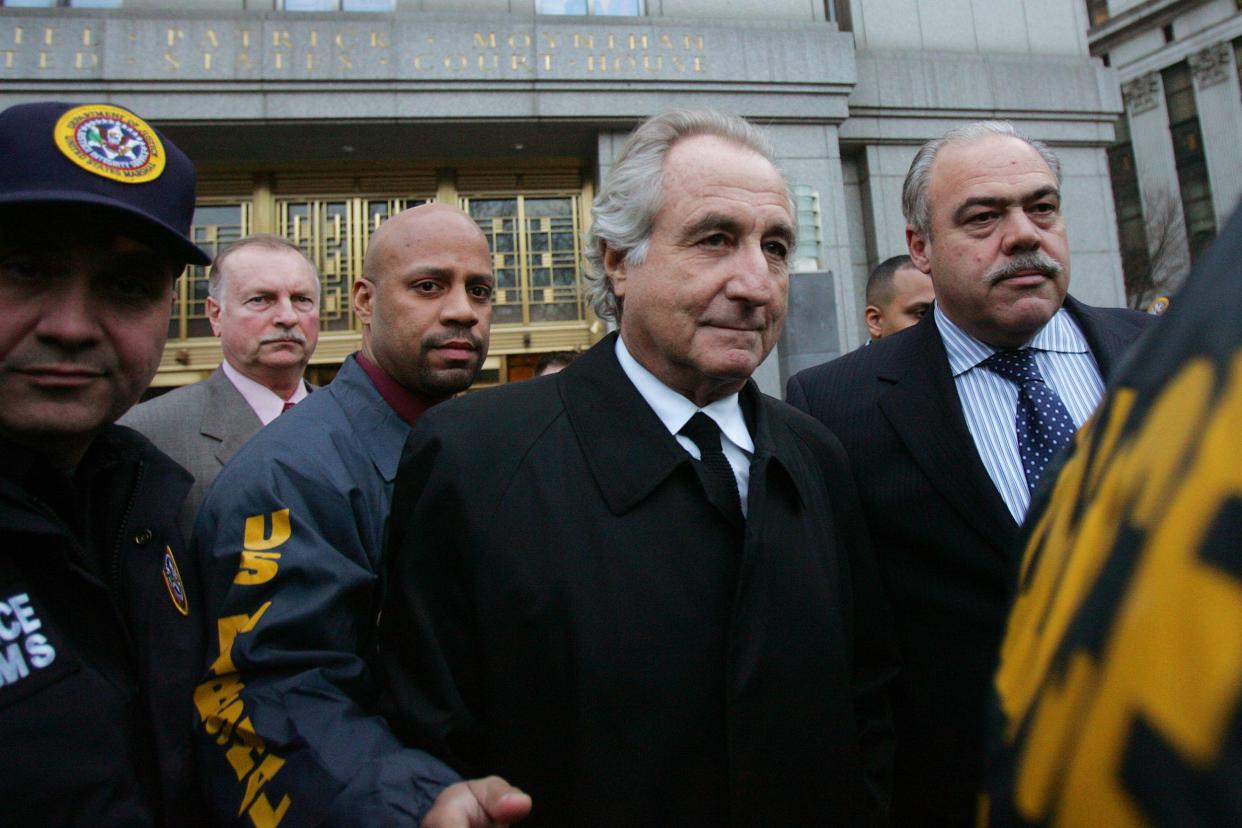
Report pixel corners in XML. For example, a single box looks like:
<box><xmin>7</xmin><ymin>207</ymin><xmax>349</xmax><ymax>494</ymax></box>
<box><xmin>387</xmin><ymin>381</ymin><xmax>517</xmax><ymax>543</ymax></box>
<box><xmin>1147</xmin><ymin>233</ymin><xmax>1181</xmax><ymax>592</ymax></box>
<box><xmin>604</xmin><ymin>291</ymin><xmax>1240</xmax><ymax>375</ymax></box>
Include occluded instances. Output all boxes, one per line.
<box><xmin>192</xmin><ymin>203</ymin><xmax>530</xmax><ymax>827</ymax></box>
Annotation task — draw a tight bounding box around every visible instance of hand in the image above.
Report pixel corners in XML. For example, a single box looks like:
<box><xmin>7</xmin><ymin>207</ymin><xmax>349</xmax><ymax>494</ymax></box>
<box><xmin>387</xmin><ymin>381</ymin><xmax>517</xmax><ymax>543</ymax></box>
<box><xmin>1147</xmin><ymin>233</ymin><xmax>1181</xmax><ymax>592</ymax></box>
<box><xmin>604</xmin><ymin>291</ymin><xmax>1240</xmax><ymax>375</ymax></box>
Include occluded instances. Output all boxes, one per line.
<box><xmin>422</xmin><ymin>776</ymin><xmax>532</xmax><ymax>828</ymax></box>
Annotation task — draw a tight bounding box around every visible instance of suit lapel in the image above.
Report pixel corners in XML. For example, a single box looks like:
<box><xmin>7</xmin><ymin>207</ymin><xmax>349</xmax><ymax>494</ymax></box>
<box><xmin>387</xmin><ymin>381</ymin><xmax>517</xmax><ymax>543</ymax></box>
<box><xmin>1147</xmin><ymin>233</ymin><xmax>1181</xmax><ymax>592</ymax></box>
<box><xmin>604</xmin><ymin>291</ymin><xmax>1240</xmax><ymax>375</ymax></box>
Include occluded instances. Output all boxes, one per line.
<box><xmin>876</xmin><ymin>315</ymin><xmax>1019</xmax><ymax>548</ymax></box>
<box><xmin>201</xmin><ymin>367</ymin><xmax>263</xmax><ymax>467</ymax></box>
<box><xmin>560</xmin><ymin>334</ymin><xmax>699</xmax><ymax>517</ymax></box>
<box><xmin>1064</xmin><ymin>295</ymin><xmax>1132</xmax><ymax>380</ymax></box>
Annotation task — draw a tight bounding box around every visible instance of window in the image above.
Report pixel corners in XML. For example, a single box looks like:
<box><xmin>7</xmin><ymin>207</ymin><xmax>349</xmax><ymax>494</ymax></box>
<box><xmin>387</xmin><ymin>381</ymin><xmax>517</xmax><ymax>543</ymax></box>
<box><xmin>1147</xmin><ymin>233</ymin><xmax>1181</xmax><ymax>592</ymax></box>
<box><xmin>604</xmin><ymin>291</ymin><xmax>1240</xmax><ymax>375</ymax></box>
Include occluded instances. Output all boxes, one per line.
<box><xmin>1105</xmin><ymin>117</ymin><xmax>1151</xmax><ymax>307</ymax></box>
<box><xmin>1085</xmin><ymin>0</ymin><xmax>1109</xmax><ymax>28</ymax></box>
<box><xmin>1235</xmin><ymin>37</ymin><xmax>1242</xmax><ymax>100</ymax></box>
<box><xmin>825</xmin><ymin>0</ymin><xmax>852</xmax><ymax>30</ymax></box>
<box><xmin>461</xmin><ymin>195</ymin><xmax>587</xmax><ymax>326</ymax></box>
<box><xmin>1163</xmin><ymin>62</ymin><xmax>1216</xmax><ymax>261</ymax></box>
<box><xmin>792</xmin><ymin>185</ymin><xmax>823</xmax><ymax>271</ymax></box>
<box><xmin>176</xmin><ymin>202</ymin><xmax>252</xmax><ymax>340</ymax></box>
<box><xmin>279</xmin><ymin>196</ymin><xmax>431</xmax><ymax>333</ymax></box>
<box><xmin>1</xmin><ymin>0</ymin><xmax>121</xmax><ymax>6</ymax></box>
<box><xmin>537</xmin><ymin>0</ymin><xmax>644</xmax><ymax>16</ymax></box>
<box><xmin>282</xmin><ymin>0</ymin><xmax>394</xmax><ymax>11</ymax></box>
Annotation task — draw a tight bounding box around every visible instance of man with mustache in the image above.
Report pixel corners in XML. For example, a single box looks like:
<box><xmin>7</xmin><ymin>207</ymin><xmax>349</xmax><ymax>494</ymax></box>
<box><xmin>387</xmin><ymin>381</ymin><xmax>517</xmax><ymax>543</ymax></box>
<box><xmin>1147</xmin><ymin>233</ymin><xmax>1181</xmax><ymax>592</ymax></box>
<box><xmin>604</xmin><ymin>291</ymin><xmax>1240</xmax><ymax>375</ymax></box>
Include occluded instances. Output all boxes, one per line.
<box><xmin>192</xmin><ymin>204</ymin><xmax>530</xmax><ymax>826</ymax></box>
<box><xmin>0</xmin><ymin>100</ymin><xmax>210</xmax><ymax>825</ymax></box>
<box><xmin>121</xmin><ymin>235</ymin><xmax>320</xmax><ymax>540</ymax></box>
<box><xmin>377</xmin><ymin>109</ymin><xmax>898</xmax><ymax>825</ymax></box>
<box><xmin>785</xmin><ymin>121</ymin><xmax>1153</xmax><ymax>825</ymax></box>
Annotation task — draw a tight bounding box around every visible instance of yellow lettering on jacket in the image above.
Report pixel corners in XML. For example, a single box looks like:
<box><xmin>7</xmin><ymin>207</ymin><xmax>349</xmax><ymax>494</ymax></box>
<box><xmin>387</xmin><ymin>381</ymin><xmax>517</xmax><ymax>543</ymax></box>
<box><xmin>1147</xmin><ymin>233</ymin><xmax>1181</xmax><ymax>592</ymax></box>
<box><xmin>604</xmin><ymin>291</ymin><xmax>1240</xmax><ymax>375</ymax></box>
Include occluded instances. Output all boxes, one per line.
<box><xmin>209</xmin><ymin>602</ymin><xmax>272</xmax><ymax>676</ymax></box>
<box><xmin>248</xmin><ymin>792</ymin><xmax>292</xmax><ymax>828</ymax></box>
<box><xmin>243</xmin><ymin>509</ymin><xmax>291</xmax><ymax>551</ymax></box>
<box><xmin>995</xmin><ymin>353</ymin><xmax>1242</xmax><ymax>825</ymax></box>
<box><xmin>235</xmin><ymin>551</ymin><xmax>281</xmax><ymax>585</ymax></box>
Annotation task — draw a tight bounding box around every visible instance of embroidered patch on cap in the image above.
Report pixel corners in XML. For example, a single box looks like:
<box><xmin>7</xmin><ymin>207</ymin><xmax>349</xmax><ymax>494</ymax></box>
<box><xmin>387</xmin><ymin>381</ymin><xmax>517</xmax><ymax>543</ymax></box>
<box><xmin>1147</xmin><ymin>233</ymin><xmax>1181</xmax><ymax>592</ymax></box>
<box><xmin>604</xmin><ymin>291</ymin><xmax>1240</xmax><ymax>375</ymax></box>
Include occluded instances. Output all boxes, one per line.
<box><xmin>54</xmin><ymin>104</ymin><xmax>166</xmax><ymax>185</ymax></box>
<box><xmin>162</xmin><ymin>546</ymin><xmax>190</xmax><ymax>616</ymax></box>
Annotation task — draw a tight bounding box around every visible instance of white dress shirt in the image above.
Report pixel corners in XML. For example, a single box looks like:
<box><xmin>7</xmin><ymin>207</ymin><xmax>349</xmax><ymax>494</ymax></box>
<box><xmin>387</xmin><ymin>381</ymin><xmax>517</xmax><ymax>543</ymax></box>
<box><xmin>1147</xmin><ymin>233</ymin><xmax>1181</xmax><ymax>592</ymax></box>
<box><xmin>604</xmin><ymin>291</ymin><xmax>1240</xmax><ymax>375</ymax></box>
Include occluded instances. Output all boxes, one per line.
<box><xmin>935</xmin><ymin>304</ymin><xmax>1105</xmax><ymax>522</ymax></box>
<box><xmin>615</xmin><ymin>337</ymin><xmax>754</xmax><ymax>516</ymax></box>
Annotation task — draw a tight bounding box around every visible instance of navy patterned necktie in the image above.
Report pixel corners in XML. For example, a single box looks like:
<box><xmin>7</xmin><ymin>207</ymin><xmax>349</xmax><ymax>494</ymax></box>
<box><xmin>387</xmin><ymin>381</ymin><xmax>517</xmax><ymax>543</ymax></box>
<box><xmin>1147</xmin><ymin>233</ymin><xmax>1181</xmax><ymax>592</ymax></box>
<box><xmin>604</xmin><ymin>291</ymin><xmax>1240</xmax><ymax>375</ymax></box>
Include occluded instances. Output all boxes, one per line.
<box><xmin>980</xmin><ymin>348</ymin><xmax>1075</xmax><ymax>491</ymax></box>
<box><xmin>679</xmin><ymin>412</ymin><xmax>743</xmax><ymax>522</ymax></box>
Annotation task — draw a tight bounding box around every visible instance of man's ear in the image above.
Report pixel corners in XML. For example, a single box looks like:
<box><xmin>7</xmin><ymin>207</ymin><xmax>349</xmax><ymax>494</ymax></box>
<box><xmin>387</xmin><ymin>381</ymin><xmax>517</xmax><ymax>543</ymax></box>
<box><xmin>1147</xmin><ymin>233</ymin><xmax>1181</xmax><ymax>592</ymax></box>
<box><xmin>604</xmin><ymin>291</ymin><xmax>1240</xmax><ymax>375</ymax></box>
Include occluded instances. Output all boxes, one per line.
<box><xmin>864</xmin><ymin>305</ymin><xmax>885</xmax><ymax>340</ymax></box>
<box><xmin>907</xmin><ymin>226</ymin><xmax>932</xmax><ymax>274</ymax></box>
<box><xmin>353</xmin><ymin>278</ymin><xmax>374</xmax><ymax>325</ymax></box>
<box><xmin>206</xmin><ymin>296</ymin><xmax>224</xmax><ymax>338</ymax></box>
<box><xmin>603</xmin><ymin>244</ymin><xmax>628</xmax><ymax>301</ymax></box>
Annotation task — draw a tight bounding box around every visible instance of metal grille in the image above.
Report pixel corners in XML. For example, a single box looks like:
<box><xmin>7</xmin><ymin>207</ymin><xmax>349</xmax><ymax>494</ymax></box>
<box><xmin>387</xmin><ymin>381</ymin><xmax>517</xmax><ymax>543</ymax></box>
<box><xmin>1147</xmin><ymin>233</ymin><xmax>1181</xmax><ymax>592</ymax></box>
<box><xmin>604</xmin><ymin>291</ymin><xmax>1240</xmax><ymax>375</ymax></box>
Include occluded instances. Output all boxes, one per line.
<box><xmin>461</xmin><ymin>194</ymin><xmax>586</xmax><ymax>326</ymax></box>
<box><xmin>278</xmin><ymin>196</ymin><xmax>432</xmax><ymax>331</ymax></box>
<box><xmin>175</xmin><ymin>200</ymin><xmax>252</xmax><ymax>340</ymax></box>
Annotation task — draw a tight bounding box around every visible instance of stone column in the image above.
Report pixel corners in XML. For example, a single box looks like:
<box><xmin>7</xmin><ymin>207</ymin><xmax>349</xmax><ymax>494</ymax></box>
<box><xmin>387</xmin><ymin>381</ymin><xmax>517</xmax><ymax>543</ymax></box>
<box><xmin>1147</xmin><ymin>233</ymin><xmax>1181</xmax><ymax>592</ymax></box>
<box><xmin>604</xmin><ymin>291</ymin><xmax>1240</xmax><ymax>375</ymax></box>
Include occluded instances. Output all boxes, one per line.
<box><xmin>1122</xmin><ymin>70</ymin><xmax>1192</xmax><ymax>275</ymax></box>
<box><xmin>1189</xmin><ymin>41</ymin><xmax>1242</xmax><ymax>229</ymax></box>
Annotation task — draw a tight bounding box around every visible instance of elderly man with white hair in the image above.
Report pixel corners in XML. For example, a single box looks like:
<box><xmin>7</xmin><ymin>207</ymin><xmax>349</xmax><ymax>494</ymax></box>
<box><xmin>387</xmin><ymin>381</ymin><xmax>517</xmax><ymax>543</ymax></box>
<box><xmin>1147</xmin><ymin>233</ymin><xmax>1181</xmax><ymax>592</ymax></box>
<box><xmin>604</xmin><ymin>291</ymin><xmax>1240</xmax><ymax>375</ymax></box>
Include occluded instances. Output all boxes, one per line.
<box><xmin>376</xmin><ymin>109</ymin><xmax>899</xmax><ymax>826</ymax></box>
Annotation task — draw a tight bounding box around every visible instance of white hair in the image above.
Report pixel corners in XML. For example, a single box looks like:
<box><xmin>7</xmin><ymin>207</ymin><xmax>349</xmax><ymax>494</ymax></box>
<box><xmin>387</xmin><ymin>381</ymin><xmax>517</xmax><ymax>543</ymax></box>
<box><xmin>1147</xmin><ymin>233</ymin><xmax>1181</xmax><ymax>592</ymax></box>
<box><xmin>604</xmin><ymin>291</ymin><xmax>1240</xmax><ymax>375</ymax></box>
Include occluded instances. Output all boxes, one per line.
<box><xmin>584</xmin><ymin>109</ymin><xmax>794</xmax><ymax>322</ymax></box>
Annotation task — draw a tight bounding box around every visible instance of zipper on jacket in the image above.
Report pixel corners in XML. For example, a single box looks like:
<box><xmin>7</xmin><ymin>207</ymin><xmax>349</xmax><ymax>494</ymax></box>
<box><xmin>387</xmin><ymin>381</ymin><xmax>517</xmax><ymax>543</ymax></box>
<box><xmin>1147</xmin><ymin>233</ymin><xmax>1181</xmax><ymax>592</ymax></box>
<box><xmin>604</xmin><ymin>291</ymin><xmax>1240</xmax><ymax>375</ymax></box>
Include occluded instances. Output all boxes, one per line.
<box><xmin>109</xmin><ymin>457</ymin><xmax>145</xmax><ymax>596</ymax></box>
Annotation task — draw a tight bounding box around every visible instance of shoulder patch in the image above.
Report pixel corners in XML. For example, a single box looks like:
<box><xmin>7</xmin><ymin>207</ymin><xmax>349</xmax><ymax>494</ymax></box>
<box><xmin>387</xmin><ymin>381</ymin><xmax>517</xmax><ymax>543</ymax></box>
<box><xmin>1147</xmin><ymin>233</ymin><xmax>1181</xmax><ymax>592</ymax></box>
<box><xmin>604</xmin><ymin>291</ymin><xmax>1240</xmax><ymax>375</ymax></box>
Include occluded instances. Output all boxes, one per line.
<box><xmin>161</xmin><ymin>546</ymin><xmax>190</xmax><ymax>616</ymax></box>
<box><xmin>54</xmin><ymin>104</ymin><xmax>166</xmax><ymax>184</ymax></box>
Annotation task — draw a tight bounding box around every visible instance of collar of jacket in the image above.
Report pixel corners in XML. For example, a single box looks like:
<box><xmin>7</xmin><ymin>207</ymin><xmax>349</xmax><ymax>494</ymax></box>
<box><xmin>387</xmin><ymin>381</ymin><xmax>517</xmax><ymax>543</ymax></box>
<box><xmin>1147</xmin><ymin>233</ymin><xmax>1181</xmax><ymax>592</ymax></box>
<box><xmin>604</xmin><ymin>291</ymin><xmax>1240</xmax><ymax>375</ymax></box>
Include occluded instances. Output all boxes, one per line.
<box><xmin>559</xmin><ymin>332</ymin><xmax>801</xmax><ymax>517</ymax></box>
<box><xmin>0</xmin><ymin>425</ymin><xmax>192</xmax><ymax>548</ymax></box>
<box><xmin>327</xmin><ymin>353</ymin><xmax>411</xmax><ymax>483</ymax></box>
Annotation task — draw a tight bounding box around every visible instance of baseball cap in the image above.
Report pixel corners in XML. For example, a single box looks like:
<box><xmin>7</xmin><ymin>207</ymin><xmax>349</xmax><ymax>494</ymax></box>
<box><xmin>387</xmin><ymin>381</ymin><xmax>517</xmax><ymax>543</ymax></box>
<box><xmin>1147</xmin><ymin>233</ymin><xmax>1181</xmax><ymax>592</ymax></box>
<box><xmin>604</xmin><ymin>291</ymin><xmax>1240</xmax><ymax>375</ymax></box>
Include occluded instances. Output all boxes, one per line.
<box><xmin>0</xmin><ymin>101</ymin><xmax>210</xmax><ymax>265</ymax></box>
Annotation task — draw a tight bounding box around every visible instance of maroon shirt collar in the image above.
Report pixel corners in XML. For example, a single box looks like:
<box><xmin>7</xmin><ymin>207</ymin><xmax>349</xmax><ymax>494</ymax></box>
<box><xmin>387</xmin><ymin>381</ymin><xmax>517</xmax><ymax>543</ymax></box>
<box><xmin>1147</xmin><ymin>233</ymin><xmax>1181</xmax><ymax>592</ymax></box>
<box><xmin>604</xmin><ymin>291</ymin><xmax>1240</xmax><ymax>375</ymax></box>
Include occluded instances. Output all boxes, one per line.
<box><xmin>355</xmin><ymin>351</ymin><xmax>444</xmax><ymax>428</ymax></box>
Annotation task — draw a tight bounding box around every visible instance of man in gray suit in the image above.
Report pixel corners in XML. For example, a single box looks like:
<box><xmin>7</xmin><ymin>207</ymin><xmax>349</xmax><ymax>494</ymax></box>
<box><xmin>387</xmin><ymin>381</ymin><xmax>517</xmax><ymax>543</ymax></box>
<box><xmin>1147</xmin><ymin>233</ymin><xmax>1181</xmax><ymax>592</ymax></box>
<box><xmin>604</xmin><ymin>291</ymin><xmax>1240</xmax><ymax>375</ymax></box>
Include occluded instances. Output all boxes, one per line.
<box><xmin>121</xmin><ymin>234</ymin><xmax>320</xmax><ymax>537</ymax></box>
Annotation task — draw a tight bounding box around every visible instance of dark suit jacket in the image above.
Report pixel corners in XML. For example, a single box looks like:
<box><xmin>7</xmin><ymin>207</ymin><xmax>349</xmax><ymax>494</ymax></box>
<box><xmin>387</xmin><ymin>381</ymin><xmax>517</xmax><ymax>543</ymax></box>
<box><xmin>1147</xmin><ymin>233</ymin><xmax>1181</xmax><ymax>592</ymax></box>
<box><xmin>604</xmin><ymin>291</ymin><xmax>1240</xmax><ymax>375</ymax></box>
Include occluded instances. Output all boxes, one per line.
<box><xmin>785</xmin><ymin>297</ymin><xmax>1152</xmax><ymax>826</ymax></box>
<box><xmin>378</xmin><ymin>333</ymin><xmax>900</xmax><ymax>827</ymax></box>
<box><xmin>120</xmin><ymin>366</ymin><xmax>263</xmax><ymax>541</ymax></box>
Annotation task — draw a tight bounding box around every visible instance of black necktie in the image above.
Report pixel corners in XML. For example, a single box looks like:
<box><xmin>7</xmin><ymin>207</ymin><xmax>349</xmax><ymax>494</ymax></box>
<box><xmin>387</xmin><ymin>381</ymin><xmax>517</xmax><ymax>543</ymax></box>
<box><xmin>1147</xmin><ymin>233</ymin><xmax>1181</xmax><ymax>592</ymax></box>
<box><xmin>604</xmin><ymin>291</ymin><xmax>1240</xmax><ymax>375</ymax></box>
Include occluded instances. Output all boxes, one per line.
<box><xmin>679</xmin><ymin>412</ymin><xmax>743</xmax><ymax>523</ymax></box>
<box><xmin>980</xmin><ymin>348</ymin><xmax>1076</xmax><ymax>491</ymax></box>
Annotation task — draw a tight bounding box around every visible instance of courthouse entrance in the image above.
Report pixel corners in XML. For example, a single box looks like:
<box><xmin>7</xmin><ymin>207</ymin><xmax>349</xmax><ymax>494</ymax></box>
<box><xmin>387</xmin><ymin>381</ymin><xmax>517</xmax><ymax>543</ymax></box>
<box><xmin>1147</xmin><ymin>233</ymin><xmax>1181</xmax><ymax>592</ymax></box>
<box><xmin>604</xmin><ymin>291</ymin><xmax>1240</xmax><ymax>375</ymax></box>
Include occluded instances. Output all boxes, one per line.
<box><xmin>155</xmin><ymin>161</ymin><xmax>600</xmax><ymax>389</ymax></box>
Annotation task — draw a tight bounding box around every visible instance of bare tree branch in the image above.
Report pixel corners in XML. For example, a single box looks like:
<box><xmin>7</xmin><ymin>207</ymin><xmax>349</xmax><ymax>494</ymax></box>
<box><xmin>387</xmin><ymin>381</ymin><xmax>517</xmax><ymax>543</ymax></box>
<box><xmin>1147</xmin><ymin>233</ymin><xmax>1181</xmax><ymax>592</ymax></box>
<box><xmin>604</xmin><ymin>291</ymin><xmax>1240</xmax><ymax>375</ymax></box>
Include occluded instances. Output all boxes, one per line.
<box><xmin>1124</xmin><ymin>187</ymin><xmax>1189</xmax><ymax>310</ymax></box>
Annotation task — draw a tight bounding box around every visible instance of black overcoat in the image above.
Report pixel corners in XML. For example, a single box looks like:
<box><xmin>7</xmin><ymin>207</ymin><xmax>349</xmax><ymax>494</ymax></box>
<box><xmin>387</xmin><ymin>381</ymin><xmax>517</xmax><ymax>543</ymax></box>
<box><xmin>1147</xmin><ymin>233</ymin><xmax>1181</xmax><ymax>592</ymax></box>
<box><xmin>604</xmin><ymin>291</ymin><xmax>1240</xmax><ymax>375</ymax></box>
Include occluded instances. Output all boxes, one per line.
<box><xmin>377</xmin><ymin>333</ymin><xmax>899</xmax><ymax>826</ymax></box>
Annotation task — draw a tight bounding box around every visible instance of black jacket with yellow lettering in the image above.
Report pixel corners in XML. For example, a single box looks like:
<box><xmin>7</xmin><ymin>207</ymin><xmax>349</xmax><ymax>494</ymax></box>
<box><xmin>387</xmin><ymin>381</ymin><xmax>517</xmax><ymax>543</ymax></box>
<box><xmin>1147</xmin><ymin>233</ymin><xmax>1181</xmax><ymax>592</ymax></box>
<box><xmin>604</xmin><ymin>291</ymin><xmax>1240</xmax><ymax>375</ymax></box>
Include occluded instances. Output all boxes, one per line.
<box><xmin>0</xmin><ymin>425</ymin><xmax>208</xmax><ymax>827</ymax></box>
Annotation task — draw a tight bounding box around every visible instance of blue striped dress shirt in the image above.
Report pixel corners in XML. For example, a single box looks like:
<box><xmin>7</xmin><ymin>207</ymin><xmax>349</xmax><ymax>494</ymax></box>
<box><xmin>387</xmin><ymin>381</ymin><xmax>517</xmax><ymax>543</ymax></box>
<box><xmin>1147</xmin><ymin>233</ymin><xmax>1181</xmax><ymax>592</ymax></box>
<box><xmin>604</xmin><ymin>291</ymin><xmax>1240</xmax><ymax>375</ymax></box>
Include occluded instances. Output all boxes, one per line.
<box><xmin>935</xmin><ymin>304</ymin><xmax>1105</xmax><ymax>522</ymax></box>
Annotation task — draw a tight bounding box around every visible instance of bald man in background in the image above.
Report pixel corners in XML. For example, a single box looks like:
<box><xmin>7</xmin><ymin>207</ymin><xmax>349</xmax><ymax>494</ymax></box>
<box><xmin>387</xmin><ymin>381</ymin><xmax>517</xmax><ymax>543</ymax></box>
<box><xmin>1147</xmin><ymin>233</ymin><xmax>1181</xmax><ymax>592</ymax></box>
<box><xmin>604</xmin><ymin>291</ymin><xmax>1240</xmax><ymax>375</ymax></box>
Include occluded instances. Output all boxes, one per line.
<box><xmin>864</xmin><ymin>255</ymin><xmax>935</xmax><ymax>341</ymax></box>
<box><xmin>191</xmin><ymin>204</ymin><xmax>529</xmax><ymax>827</ymax></box>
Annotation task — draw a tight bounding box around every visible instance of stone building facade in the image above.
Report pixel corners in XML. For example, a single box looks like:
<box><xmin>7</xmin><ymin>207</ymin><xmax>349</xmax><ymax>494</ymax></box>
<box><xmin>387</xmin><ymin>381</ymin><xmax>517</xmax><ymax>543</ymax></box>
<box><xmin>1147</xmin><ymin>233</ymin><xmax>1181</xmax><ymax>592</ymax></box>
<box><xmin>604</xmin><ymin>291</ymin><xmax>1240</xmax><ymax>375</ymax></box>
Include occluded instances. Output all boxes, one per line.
<box><xmin>0</xmin><ymin>0</ymin><xmax>1126</xmax><ymax>395</ymax></box>
<box><xmin>1089</xmin><ymin>0</ymin><xmax>1242</xmax><ymax>310</ymax></box>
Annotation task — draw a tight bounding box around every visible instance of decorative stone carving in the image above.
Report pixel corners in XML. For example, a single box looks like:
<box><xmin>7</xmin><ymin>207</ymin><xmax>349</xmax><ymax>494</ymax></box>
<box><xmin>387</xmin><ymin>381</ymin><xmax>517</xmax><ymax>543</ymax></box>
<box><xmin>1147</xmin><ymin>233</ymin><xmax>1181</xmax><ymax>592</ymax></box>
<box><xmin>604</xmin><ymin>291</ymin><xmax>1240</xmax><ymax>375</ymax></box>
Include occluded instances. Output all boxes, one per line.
<box><xmin>1189</xmin><ymin>42</ymin><xmax>1232</xmax><ymax>90</ymax></box>
<box><xmin>1122</xmin><ymin>72</ymin><xmax>1161</xmax><ymax>115</ymax></box>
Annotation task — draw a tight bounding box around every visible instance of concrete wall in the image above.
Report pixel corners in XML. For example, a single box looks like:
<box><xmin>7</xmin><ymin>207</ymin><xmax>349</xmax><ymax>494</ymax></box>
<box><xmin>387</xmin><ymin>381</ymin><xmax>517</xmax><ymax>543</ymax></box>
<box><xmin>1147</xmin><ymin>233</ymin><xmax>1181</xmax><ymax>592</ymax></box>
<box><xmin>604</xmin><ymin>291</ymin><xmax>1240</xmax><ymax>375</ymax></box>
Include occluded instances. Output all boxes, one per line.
<box><xmin>84</xmin><ymin>0</ymin><xmax>829</xmax><ymax>17</ymax></box>
<box><xmin>835</xmin><ymin>43</ymin><xmax>1127</xmax><ymax>345</ymax></box>
<box><xmin>848</xmin><ymin>0</ymin><xmax>1091</xmax><ymax>56</ymax></box>
<box><xmin>1095</xmin><ymin>0</ymin><xmax>1242</xmax><ymax>287</ymax></box>
<box><xmin>0</xmin><ymin>0</ymin><xmax>1140</xmax><ymax>360</ymax></box>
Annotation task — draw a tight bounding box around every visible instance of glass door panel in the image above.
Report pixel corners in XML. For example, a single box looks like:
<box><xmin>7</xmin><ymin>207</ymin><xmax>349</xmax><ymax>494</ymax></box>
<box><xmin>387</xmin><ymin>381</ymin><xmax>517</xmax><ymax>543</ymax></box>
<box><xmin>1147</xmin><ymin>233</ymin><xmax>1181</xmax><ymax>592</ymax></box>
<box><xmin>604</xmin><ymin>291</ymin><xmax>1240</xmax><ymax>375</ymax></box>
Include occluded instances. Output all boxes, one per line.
<box><xmin>462</xmin><ymin>194</ymin><xmax>585</xmax><ymax>326</ymax></box>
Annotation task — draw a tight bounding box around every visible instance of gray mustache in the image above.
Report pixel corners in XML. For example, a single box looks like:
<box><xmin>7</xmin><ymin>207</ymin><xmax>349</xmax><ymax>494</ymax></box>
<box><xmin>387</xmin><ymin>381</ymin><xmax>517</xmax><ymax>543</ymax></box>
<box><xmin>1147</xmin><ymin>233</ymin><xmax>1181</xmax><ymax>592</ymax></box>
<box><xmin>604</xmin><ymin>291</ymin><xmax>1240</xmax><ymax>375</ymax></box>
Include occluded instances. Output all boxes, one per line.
<box><xmin>259</xmin><ymin>333</ymin><xmax>307</xmax><ymax>345</ymax></box>
<box><xmin>988</xmin><ymin>252</ymin><xmax>1062</xmax><ymax>284</ymax></box>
